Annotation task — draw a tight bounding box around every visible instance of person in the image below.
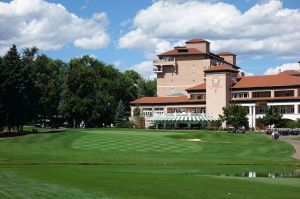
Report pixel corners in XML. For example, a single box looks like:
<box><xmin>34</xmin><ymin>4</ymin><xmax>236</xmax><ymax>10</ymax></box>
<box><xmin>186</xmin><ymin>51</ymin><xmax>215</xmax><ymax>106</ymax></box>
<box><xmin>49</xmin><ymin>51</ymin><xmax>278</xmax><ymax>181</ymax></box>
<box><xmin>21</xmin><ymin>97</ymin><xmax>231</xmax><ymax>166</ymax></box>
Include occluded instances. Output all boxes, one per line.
<box><xmin>271</xmin><ymin>131</ymin><xmax>279</xmax><ymax>140</ymax></box>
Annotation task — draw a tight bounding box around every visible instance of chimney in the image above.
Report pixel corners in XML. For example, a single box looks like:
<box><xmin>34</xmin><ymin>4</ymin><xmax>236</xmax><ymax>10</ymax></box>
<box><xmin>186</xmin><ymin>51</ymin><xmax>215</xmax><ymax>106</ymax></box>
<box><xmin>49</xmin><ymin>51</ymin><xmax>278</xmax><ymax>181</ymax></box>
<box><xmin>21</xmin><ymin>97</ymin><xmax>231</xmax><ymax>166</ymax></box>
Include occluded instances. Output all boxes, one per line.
<box><xmin>218</xmin><ymin>52</ymin><xmax>237</xmax><ymax>66</ymax></box>
<box><xmin>185</xmin><ymin>38</ymin><xmax>210</xmax><ymax>53</ymax></box>
<box><xmin>277</xmin><ymin>69</ymin><xmax>282</xmax><ymax>74</ymax></box>
<box><xmin>239</xmin><ymin>71</ymin><xmax>245</xmax><ymax>77</ymax></box>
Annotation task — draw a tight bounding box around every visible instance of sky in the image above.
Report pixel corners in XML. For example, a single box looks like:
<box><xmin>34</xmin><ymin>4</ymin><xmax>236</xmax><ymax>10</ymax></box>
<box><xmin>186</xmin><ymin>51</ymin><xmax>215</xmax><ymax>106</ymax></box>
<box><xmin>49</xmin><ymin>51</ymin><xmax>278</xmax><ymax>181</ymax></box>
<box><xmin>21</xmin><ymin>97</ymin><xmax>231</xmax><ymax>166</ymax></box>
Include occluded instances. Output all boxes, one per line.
<box><xmin>1</xmin><ymin>0</ymin><xmax>300</xmax><ymax>78</ymax></box>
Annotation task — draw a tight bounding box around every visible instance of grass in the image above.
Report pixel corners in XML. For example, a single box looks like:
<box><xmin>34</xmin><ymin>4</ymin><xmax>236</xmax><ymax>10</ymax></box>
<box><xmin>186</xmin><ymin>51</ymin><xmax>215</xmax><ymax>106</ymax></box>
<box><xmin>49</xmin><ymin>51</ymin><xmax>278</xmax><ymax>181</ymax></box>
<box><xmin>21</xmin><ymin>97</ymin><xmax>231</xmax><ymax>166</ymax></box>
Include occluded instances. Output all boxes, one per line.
<box><xmin>0</xmin><ymin>128</ymin><xmax>299</xmax><ymax>198</ymax></box>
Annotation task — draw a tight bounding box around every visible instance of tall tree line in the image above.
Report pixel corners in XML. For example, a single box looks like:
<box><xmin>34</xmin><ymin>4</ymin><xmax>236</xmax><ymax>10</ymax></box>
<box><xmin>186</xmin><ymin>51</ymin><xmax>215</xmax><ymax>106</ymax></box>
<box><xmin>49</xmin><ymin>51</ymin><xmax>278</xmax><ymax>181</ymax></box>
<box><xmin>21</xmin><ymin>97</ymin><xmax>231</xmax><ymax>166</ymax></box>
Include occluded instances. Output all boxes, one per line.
<box><xmin>0</xmin><ymin>45</ymin><xmax>156</xmax><ymax>131</ymax></box>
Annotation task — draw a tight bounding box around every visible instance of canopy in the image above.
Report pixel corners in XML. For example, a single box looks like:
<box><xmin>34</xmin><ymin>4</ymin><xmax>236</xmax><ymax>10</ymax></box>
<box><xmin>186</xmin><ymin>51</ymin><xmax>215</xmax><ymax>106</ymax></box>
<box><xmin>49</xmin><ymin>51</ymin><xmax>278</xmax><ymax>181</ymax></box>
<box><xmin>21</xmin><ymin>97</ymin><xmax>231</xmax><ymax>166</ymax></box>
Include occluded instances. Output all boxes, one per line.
<box><xmin>151</xmin><ymin>114</ymin><xmax>215</xmax><ymax>124</ymax></box>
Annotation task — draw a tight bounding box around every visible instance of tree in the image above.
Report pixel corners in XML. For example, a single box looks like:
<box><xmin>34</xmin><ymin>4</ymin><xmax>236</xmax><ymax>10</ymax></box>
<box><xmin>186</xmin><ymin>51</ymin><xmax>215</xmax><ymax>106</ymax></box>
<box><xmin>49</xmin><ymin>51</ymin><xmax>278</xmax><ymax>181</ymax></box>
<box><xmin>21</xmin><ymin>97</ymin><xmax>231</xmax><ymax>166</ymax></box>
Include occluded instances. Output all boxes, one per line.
<box><xmin>114</xmin><ymin>100</ymin><xmax>126</xmax><ymax>127</ymax></box>
<box><xmin>33</xmin><ymin>54</ymin><xmax>64</xmax><ymax>127</ymax></box>
<box><xmin>60</xmin><ymin>56</ymin><xmax>96</xmax><ymax>128</ymax></box>
<box><xmin>1</xmin><ymin>45</ymin><xmax>36</xmax><ymax>132</ymax></box>
<box><xmin>0</xmin><ymin>56</ymin><xmax>4</xmax><ymax>132</ymax></box>
<box><xmin>137</xmin><ymin>78</ymin><xmax>157</xmax><ymax>98</ymax></box>
<box><xmin>219</xmin><ymin>104</ymin><xmax>248</xmax><ymax>129</ymax></box>
<box><xmin>260</xmin><ymin>106</ymin><xmax>282</xmax><ymax>128</ymax></box>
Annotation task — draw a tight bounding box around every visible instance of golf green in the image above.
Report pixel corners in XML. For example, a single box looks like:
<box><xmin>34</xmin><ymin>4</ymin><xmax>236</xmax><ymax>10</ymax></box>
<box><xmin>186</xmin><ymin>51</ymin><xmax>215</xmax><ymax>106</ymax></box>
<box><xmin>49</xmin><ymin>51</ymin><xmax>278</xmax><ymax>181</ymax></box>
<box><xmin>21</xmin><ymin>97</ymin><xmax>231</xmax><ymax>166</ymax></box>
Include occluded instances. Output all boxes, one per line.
<box><xmin>0</xmin><ymin>128</ymin><xmax>299</xmax><ymax>198</ymax></box>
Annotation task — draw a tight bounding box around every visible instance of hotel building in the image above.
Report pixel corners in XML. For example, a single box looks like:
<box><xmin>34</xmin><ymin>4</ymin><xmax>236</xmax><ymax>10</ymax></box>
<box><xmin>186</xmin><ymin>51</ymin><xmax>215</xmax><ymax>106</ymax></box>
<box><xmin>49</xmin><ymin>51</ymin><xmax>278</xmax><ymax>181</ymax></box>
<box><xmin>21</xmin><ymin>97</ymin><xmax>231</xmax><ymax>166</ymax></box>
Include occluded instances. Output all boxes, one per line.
<box><xmin>130</xmin><ymin>38</ymin><xmax>300</xmax><ymax>129</ymax></box>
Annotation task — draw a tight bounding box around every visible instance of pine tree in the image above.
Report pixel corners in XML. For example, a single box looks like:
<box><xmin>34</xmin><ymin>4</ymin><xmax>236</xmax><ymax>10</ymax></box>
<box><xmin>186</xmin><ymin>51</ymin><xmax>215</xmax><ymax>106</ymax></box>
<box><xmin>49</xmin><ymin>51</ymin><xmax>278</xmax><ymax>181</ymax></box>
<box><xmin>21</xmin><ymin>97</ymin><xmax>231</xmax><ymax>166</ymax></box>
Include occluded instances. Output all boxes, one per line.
<box><xmin>1</xmin><ymin>45</ymin><xmax>35</xmax><ymax>132</ymax></box>
<box><xmin>114</xmin><ymin>100</ymin><xmax>126</xmax><ymax>127</ymax></box>
<box><xmin>0</xmin><ymin>56</ymin><xmax>5</xmax><ymax>132</ymax></box>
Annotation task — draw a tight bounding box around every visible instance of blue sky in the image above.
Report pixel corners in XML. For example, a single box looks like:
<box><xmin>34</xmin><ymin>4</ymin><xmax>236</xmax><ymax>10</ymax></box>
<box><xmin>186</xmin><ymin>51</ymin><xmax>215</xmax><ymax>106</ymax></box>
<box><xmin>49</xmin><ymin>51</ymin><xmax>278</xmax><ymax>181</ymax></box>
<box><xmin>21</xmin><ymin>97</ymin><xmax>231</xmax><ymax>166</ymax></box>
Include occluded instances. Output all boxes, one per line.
<box><xmin>1</xmin><ymin>0</ymin><xmax>300</xmax><ymax>77</ymax></box>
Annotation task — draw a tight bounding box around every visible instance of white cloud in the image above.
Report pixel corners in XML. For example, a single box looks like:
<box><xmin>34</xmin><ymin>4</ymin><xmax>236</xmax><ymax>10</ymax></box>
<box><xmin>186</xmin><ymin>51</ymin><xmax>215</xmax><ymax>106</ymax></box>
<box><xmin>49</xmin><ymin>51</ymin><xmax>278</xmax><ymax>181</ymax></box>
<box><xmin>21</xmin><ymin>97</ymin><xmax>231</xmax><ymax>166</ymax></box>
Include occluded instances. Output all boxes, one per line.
<box><xmin>118</xmin><ymin>28</ymin><xmax>172</xmax><ymax>58</ymax></box>
<box><xmin>118</xmin><ymin>0</ymin><xmax>300</xmax><ymax>60</ymax></box>
<box><xmin>112</xmin><ymin>60</ymin><xmax>122</xmax><ymax>68</ymax></box>
<box><xmin>264</xmin><ymin>62</ymin><xmax>300</xmax><ymax>75</ymax></box>
<box><xmin>130</xmin><ymin>61</ymin><xmax>156</xmax><ymax>79</ymax></box>
<box><xmin>0</xmin><ymin>0</ymin><xmax>110</xmax><ymax>53</ymax></box>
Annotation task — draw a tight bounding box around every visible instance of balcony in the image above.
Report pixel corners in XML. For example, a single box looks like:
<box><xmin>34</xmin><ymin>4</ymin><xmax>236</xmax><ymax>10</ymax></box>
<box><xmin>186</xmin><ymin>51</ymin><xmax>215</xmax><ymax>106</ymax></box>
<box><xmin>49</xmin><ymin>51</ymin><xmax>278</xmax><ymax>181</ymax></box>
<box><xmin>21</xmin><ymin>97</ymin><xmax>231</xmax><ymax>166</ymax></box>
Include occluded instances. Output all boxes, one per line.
<box><xmin>153</xmin><ymin>57</ymin><xmax>176</xmax><ymax>66</ymax></box>
<box><xmin>153</xmin><ymin>66</ymin><xmax>163</xmax><ymax>73</ymax></box>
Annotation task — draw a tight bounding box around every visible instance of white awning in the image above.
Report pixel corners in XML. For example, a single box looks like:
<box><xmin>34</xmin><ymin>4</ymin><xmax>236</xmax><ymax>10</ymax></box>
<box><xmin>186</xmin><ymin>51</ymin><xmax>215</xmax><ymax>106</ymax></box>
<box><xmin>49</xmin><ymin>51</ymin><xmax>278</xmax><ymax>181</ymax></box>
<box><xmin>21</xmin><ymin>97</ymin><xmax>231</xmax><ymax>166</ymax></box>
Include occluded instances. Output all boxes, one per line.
<box><xmin>151</xmin><ymin>114</ymin><xmax>216</xmax><ymax>123</ymax></box>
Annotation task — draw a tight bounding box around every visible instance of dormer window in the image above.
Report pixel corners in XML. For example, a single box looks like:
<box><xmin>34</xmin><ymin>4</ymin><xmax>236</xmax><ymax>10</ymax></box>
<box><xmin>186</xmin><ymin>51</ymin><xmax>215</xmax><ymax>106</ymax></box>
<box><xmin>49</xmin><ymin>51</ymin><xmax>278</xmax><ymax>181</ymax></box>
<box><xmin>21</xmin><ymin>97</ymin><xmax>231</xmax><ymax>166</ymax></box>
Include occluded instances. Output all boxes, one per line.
<box><xmin>177</xmin><ymin>49</ymin><xmax>188</xmax><ymax>53</ymax></box>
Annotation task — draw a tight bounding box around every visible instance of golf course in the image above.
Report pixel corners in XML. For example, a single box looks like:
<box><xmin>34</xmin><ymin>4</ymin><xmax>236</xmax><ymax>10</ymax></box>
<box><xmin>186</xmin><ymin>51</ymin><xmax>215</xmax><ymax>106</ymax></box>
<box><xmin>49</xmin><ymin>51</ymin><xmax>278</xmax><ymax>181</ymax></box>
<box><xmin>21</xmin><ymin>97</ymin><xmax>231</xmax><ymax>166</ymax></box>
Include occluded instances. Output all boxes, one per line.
<box><xmin>0</xmin><ymin>128</ymin><xmax>300</xmax><ymax>198</ymax></box>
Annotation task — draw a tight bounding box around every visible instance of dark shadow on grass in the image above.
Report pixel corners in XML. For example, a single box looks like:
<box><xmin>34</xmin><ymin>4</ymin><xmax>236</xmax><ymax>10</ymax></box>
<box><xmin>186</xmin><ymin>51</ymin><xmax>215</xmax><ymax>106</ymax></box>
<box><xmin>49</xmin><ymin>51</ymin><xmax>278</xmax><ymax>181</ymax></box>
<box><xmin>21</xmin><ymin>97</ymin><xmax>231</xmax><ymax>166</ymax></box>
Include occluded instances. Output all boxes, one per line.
<box><xmin>0</xmin><ymin>129</ymin><xmax>65</xmax><ymax>138</ymax></box>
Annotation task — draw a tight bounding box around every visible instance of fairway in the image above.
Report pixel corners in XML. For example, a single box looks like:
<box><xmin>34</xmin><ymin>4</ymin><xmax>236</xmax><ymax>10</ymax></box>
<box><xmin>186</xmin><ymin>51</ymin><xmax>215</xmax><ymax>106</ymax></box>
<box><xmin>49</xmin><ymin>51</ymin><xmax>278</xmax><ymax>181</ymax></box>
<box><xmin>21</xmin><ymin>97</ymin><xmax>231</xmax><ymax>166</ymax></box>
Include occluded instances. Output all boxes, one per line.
<box><xmin>0</xmin><ymin>129</ymin><xmax>300</xmax><ymax>198</ymax></box>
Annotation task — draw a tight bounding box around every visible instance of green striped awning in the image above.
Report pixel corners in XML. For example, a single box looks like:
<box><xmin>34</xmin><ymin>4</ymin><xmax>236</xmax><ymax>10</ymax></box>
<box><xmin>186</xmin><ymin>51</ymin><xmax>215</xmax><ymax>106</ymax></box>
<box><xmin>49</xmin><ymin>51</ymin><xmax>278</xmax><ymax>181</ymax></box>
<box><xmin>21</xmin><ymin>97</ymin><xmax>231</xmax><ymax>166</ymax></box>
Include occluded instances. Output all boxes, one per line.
<box><xmin>151</xmin><ymin>115</ymin><xmax>215</xmax><ymax>123</ymax></box>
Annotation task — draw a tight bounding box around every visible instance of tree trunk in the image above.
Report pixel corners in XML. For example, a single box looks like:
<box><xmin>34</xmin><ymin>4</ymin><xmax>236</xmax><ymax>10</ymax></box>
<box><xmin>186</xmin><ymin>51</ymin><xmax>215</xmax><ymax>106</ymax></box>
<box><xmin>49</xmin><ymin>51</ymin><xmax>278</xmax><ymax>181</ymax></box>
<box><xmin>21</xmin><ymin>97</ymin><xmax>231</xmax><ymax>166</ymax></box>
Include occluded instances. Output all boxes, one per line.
<box><xmin>73</xmin><ymin>119</ymin><xmax>76</xmax><ymax>129</ymax></box>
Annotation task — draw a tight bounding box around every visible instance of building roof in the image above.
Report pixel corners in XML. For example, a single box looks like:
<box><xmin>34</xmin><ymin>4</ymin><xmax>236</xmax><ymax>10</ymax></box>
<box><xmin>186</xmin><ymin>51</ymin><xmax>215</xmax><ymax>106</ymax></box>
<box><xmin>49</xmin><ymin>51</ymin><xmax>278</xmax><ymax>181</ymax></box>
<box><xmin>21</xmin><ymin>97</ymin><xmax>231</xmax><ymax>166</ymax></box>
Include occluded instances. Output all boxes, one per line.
<box><xmin>185</xmin><ymin>38</ymin><xmax>209</xmax><ymax>43</ymax></box>
<box><xmin>186</xmin><ymin>83</ymin><xmax>206</xmax><ymax>91</ymax></box>
<box><xmin>277</xmin><ymin>70</ymin><xmax>300</xmax><ymax>76</ymax></box>
<box><xmin>158</xmin><ymin>48</ymin><xmax>205</xmax><ymax>57</ymax></box>
<box><xmin>204</xmin><ymin>65</ymin><xmax>239</xmax><ymax>73</ymax></box>
<box><xmin>130</xmin><ymin>96</ymin><xmax>205</xmax><ymax>105</ymax></box>
<box><xmin>218</xmin><ymin>52</ymin><xmax>236</xmax><ymax>56</ymax></box>
<box><xmin>232</xmin><ymin>70</ymin><xmax>300</xmax><ymax>89</ymax></box>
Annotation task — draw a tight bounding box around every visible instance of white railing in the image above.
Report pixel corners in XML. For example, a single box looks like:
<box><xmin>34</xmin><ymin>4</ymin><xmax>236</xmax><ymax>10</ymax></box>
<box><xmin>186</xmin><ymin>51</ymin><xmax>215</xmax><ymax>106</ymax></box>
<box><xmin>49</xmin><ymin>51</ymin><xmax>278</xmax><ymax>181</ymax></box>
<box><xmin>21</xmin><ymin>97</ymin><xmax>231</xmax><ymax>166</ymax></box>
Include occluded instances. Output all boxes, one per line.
<box><xmin>153</xmin><ymin>66</ymin><xmax>163</xmax><ymax>73</ymax></box>
<box><xmin>153</xmin><ymin>58</ymin><xmax>176</xmax><ymax>66</ymax></box>
<box><xmin>161</xmin><ymin>112</ymin><xmax>207</xmax><ymax>117</ymax></box>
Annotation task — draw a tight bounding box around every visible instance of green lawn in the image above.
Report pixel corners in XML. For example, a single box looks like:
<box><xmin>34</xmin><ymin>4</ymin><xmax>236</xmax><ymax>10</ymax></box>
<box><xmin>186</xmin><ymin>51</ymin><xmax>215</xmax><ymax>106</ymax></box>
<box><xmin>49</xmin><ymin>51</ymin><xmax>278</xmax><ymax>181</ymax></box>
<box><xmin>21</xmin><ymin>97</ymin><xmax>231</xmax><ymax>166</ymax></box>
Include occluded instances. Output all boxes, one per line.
<box><xmin>0</xmin><ymin>128</ymin><xmax>299</xmax><ymax>198</ymax></box>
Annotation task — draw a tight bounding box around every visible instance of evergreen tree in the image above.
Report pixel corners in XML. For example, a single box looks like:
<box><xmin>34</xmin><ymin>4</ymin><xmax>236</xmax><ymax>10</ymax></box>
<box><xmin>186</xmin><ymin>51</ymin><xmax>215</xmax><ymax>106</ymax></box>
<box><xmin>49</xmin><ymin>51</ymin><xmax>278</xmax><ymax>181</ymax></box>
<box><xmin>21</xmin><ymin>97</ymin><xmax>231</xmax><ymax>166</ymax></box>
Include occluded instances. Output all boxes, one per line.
<box><xmin>114</xmin><ymin>100</ymin><xmax>126</xmax><ymax>127</ymax></box>
<box><xmin>1</xmin><ymin>45</ymin><xmax>30</xmax><ymax>132</ymax></box>
<box><xmin>0</xmin><ymin>56</ymin><xmax>4</xmax><ymax>131</ymax></box>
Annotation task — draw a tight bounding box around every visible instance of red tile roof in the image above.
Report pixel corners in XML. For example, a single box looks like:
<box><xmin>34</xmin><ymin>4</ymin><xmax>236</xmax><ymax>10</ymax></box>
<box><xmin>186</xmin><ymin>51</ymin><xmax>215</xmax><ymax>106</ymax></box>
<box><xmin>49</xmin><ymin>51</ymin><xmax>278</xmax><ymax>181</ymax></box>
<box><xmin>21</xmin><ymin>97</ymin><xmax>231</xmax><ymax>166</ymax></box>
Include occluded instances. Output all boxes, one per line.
<box><xmin>277</xmin><ymin>70</ymin><xmax>300</xmax><ymax>76</ymax></box>
<box><xmin>218</xmin><ymin>52</ymin><xmax>236</xmax><ymax>56</ymax></box>
<box><xmin>185</xmin><ymin>38</ymin><xmax>209</xmax><ymax>43</ymax></box>
<box><xmin>158</xmin><ymin>48</ymin><xmax>205</xmax><ymax>57</ymax></box>
<box><xmin>204</xmin><ymin>65</ymin><xmax>239</xmax><ymax>73</ymax></box>
<box><xmin>186</xmin><ymin>83</ymin><xmax>206</xmax><ymax>91</ymax></box>
<box><xmin>130</xmin><ymin>96</ymin><xmax>205</xmax><ymax>105</ymax></box>
<box><xmin>232</xmin><ymin>70</ymin><xmax>300</xmax><ymax>89</ymax></box>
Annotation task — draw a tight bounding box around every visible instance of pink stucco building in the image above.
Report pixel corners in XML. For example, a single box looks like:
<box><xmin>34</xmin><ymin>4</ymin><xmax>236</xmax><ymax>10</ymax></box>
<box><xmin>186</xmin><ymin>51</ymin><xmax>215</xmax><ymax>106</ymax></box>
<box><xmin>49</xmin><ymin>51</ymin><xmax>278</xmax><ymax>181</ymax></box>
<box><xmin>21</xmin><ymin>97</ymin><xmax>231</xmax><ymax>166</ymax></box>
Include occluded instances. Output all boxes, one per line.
<box><xmin>130</xmin><ymin>38</ymin><xmax>300</xmax><ymax>129</ymax></box>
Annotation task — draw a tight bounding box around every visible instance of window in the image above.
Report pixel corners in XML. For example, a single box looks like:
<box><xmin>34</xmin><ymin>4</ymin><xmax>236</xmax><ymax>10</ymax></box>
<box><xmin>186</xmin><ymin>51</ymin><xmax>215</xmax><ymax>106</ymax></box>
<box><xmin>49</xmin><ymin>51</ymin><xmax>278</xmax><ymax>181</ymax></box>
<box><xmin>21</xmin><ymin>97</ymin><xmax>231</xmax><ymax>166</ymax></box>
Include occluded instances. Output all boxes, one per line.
<box><xmin>253</xmin><ymin>91</ymin><xmax>271</xmax><ymax>98</ymax></box>
<box><xmin>232</xmin><ymin>92</ymin><xmax>249</xmax><ymax>99</ymax></box>
<box><xmin>243</xmin><ymin>106</ymin><xmax>250</xmax><ymax>114</ymax></box>
<box><xmin>143</xmin><ymin>108</ymin><xmax>153</xmax><ymax>117</ymax></box>
<box><xmin>200</xmin><ymin>108</ymin><xmax>206</xmax><ymax>114</ymax></box>
<box><xmin>274</xmin><ymin>90</ymin><xmax>294</xmax><ymax>97</ymax></box>
<box><xmin>192</xmin><ymin>80</ymin><xmax>195</xmax><ymax>84</ymax></box>
<box><xmin>154</xmin><ymin>108</ymin><xmax>164</xmax><ymax>115</ymax></box>
<box><xmin>190</xmin><ymin>93</ymin><xmax>206</xmax><ymax>99</ymax></box>
<box><xmin>275</xmin><ymin>105</ymin><xmax>295</xmax><ymax>114</ymax></box>
<box><xmin>256</xmin><ymin>106</ymin><xmax>267</xmax><ymax>114</ymax></box>
<box><xmin>171</xmin><ymin>88</ymin><xmax>174</xmax><ymax>93</ymax></box>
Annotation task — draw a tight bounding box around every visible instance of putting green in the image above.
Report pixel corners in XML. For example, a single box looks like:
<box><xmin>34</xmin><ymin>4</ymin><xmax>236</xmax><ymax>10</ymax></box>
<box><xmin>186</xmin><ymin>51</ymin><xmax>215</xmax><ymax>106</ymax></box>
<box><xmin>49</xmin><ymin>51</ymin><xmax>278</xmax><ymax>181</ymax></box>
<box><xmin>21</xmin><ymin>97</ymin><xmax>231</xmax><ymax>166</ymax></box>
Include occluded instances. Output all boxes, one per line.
<box><xmin>71</xmin><ymin>131</ymin><xmax>203</xmax><ymax>153</ymax></box>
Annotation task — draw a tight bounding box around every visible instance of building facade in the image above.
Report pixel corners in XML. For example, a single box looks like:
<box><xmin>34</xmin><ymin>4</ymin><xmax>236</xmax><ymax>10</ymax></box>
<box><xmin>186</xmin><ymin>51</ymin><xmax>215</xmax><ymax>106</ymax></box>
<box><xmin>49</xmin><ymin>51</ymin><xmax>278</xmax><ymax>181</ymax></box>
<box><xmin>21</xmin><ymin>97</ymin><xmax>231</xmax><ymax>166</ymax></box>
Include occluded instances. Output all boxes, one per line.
<box><xmin>130</xmin><ymin>38</ymin><xmax>300</xmax><ymax>129</ymax></box>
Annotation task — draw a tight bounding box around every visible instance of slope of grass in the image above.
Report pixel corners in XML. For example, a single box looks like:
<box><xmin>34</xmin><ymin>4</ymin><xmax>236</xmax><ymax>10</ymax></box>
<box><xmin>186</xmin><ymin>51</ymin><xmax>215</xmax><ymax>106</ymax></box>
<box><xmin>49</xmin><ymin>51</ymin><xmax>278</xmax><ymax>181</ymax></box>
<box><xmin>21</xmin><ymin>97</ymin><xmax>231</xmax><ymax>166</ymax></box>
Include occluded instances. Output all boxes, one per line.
<box><xmin>0</xmin><ymin>128</ymin><xmax>299</xmax><ymax>199</ymax></box>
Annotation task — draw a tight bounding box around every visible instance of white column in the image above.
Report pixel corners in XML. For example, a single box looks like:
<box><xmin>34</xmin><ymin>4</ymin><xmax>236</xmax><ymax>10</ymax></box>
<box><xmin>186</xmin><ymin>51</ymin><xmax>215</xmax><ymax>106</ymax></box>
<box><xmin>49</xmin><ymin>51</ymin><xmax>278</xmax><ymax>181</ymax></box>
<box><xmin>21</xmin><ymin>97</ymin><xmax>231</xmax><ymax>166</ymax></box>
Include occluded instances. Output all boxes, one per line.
<box><xmin>295</xmin><ymin>104</ymin><xmax>298</xmax><ymax>114</ymax></box>
<box><xmin>249</xmin><ymin>106</ymin><xmax>253</xmax><ymax>128</ymax></box>
<box><xmin>253</xmin><ymin>106</ymin><xmax>256</xmax><ymax>129</ymax></box>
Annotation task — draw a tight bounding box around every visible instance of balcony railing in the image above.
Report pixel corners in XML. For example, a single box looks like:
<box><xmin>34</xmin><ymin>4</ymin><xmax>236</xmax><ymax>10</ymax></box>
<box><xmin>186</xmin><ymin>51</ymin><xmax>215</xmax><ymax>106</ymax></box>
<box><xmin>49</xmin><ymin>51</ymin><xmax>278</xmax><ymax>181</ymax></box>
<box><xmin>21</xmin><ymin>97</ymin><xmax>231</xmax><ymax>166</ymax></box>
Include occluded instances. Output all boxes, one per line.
<box><xmin>153</xmin><ymin>66</ymin><xmax>163</xmax><ymax>73</ymax></box>
<box><xmin>153</xmin><ymin>58</ymin><xmax>176</xmax><ymax>66</ymax></box>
